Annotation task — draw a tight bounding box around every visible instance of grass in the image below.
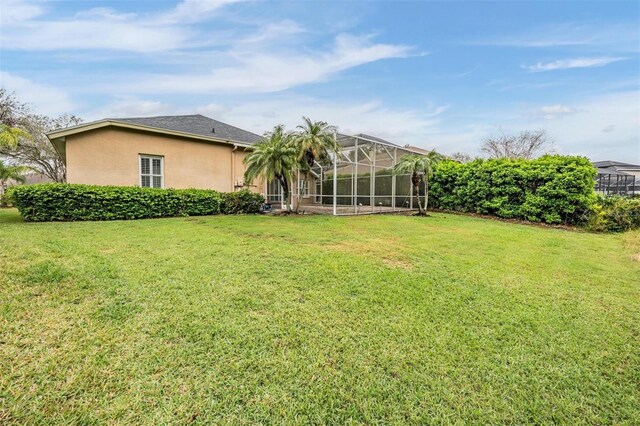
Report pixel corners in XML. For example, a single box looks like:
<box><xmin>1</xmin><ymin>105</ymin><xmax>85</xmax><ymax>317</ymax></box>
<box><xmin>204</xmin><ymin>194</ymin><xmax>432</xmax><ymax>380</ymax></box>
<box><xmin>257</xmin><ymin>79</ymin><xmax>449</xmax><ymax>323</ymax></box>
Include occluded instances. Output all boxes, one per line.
<box><xmin>0</xmin><ymin>208</ymin><xmax>638</xmax><ymax>424</ymax></box>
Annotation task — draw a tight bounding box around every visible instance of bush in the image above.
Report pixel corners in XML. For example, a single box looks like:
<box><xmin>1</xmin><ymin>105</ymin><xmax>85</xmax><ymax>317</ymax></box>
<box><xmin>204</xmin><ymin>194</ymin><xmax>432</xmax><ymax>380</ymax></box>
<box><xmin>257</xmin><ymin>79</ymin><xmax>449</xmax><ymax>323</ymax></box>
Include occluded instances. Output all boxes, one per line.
<box><xmin>430</xmin><ymin>156</ymin><xmax>597</xmax><ymax>225</ymax></box>
<box><xmin>221</xmin><ymin>190</ymin><xmax>264</xmax><ymax>214</ymax></box>
<box><xmin>586</xmin><ymin>195</ymin><xmax>640</xmax><ymax>232</ymax></box>
<box><xmin>10</xmin><ymin>184</ymin><xmax>263</xmax><ymax>222</ymax></box>
<box><xmin>1</xmin><ymin>189</ymin><xmax>15</xmax><ymax>207</ymax></box>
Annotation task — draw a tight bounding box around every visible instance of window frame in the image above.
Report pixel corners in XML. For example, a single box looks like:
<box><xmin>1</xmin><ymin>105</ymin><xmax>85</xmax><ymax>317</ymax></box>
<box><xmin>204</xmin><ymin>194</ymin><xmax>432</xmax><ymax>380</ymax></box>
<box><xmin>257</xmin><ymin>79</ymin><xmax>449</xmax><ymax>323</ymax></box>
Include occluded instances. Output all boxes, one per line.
<box><xmin>139</xmin><ymin>154</ymin><xmax>164</xmax><ymax>188</ymax></box>
<box><xmin>298</xmin><ymin>178</ymin><xmax>310</xmax><ymax>198</ymax></box>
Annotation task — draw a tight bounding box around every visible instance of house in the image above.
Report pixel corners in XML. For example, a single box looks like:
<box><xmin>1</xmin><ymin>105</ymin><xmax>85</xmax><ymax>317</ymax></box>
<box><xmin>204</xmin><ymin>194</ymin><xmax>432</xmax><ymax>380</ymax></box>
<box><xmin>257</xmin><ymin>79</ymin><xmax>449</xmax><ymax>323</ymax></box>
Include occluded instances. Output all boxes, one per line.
<box><xmin>47</xmin><ymin>114</ymin><xmax>426</xmax><ymax>215</ymax></box>
<box><xmin>593</xmin><ymin>160</ymin><xmax>640</xmax><ymax>196</ymax></box>
<box><xmin>46</xmin><ymin>114</ymin><xmax>263</xmax><ymax>193</ymax></box>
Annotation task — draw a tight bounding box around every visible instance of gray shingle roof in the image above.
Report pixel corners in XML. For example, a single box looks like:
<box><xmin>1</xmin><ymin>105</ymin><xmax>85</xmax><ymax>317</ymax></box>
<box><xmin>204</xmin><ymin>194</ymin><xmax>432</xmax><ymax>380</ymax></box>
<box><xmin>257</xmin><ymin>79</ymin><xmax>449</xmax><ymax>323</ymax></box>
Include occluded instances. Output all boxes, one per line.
<box><xmin>596</xmin><ymin>167</ymin><xmax>633</xmax><ymax>176</ymax></box>
<box><xmin>111</xmin><ymin>114</ymin><xmax>263</xmax><ymax>145</ymax></box>
<box><xmin>354</xmin><ymin>133</ymin><xmax>401</xmax><ymax>147</ymax></box>
<box><xmin>593</xmin><ymin>160</ymin><xmax>640</xmax><ymax>168</ymax></box>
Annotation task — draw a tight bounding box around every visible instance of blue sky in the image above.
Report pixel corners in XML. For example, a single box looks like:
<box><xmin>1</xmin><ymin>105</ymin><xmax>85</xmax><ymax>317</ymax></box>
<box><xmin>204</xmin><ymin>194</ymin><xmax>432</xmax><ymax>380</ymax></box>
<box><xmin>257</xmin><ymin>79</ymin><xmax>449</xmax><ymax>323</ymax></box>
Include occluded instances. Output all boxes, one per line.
<box><xmin>1</xmin><ymin>0</ymin><xmax>638</xmax><ymax>161</ymax></box>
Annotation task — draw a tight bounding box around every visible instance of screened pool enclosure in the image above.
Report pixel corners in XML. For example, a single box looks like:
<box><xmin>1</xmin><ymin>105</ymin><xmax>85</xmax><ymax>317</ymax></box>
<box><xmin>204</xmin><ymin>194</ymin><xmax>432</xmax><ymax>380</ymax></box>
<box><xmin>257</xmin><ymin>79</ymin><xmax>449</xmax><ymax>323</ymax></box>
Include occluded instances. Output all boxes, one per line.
<box><xmin>265</xmin><ymin>133</ymin><xmax>426</xmax><ymax>215</ymax></box>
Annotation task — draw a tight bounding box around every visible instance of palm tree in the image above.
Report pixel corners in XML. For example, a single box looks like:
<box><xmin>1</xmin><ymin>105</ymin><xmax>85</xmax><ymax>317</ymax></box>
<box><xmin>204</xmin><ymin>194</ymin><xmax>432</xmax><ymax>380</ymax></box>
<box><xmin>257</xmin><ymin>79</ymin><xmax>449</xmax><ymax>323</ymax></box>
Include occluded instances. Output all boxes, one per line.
<box><xmin>293</xmin><ymin>117</ymin><xmax>337</xmax><ymax>211</ymax></box>
<box><xmin>244</xmin><ymin>125</ymin><xmax>298</xmax><ymax>211</ymax></box>
<box><xmin>393</xmin><ymin>151</ymin><xmax>443</xmax><ymax>215</ymax></box>
<box><xmin>0</xmin><ymin>160</ymin><xmax>29</xmax><ymax>199</ymax></box>
<box><xmin>295</xmin><ymin>117</ymin><xmax>338</xmax><ymax>168</ymax></box>
<box><xmin>0</xmin><ymin>124</ymin><xmax>30</xmax><ymax>148</ymax></box>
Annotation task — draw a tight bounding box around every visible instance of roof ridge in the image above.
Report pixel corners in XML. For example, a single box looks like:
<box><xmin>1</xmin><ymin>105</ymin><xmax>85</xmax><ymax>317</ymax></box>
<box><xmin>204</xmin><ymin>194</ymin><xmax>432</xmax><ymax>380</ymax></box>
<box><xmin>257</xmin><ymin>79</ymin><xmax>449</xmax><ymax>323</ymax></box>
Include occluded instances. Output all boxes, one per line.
<box><xmin>110</xmin><ymin>113</ymin><xmax>202</xmax><ymax>120</ymax></box>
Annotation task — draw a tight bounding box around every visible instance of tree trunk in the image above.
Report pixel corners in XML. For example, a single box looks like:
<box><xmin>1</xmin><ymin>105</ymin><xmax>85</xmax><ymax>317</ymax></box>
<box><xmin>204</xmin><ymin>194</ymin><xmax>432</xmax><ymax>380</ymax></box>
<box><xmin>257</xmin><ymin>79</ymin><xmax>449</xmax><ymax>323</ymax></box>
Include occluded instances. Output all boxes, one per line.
<box><xmin>411</xmin><ymin>172</ymin><xmax>424</xmax><ymax>215</ymax></box>
<box><xmin>294</xmin><ymin>171</ymin><xmax>301</xmax><ymax>213</ymax></box>
<box><xmin>424</xmin><ymin>176</ymin><xmax>429</xmax><ymax>213</ymax></box>
<box><xmin>280</xmin><ymin>177</ymin><xmax>291</xmax><ymax>212</ymax></box>
<box><xmin>415</xmin><ymin>183</ymin><xmax>424</xmax><ymax>215</ymax></box>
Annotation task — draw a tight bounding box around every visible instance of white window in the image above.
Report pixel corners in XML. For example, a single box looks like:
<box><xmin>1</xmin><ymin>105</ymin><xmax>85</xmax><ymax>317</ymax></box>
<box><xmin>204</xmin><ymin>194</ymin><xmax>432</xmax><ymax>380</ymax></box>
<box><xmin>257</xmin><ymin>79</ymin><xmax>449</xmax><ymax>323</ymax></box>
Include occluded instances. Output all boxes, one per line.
<box><xmin>298</xmin><ymin>178</ymin><xmax>310</xmax><ymax>198</ymax></box>
<box><xmin>266</xmin><ymin>179</ymin><xmax>282</xmax><ymax>203</ymax></box>
<box><xmin>139</xmin><ymin>155</ymin><xmax>163</xmax><ymax>188</ymax></box>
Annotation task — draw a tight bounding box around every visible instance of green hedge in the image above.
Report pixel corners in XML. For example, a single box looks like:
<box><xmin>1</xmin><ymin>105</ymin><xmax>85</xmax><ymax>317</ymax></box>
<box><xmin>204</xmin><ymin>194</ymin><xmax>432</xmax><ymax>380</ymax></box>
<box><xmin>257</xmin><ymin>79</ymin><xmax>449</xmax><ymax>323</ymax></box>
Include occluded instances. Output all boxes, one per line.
<box><xmin>430</xmin><ymin>156</ymin><xmax>597</xmax><ymax>225</ymax></box>
<box><xmin>9</xmin><ymin>184</ymin><xmax>264</xmax><ymax>222</ymax></box>
<box><xmin>221</xmin><ymin>190</ymin><xmax>264</xmax><ymax>214</ymax></box>
<box><xmin>586</xmin><ymin>195</ymin><xmax>640</xmax><ymax>232</ymax></box>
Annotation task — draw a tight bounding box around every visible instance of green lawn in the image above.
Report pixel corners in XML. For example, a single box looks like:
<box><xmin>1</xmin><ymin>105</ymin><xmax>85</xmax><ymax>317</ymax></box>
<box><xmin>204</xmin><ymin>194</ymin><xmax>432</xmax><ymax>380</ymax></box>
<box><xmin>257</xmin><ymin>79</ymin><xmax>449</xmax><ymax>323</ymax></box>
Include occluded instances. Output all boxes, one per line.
<box><xmin>1</xmin><ymin>208</ymin><xmax>638</xmax><ymax>424</ymax></box>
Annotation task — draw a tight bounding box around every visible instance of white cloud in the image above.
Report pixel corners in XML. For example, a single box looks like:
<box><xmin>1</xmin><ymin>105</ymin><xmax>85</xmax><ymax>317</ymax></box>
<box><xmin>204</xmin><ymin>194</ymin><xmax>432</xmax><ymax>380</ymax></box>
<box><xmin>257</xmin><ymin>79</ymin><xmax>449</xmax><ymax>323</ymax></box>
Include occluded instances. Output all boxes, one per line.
<box><xmin>85</xmin><ymin>97</ymin><xmax>177</xmax><ymax>121</ymax></box>
<box><xmin>0</xmin><ymin>71</ymin><xmax>74</xmax><ymax>116</ymax></box>
<box><xmin>0</xmin><ymin>0</ymin><xmax>44</xmax><ymax>24</ymax></box>
<box><xmin>121</xmin><ymin>34</ymin><xmax>413</xmax><ymax>94</ymax></box>
<box><xmin>75</xmin><ymin>94</ymin><xmax>445</xmax><ymax>149</ymax></box>
<box><xmin>194</xmin><ymin>95</ymin><xmax>445</xmax><ymax>148</ymax></box>
<box><xmin>1</xmin><ymin>1</ymin><xmax>412</xmax><ymax>96</ymax></box>
<box><xmin>526</xmin><ymin>57</ymin><xmax>626</xmax><ymax>72</ymax></box>
<box><xmin>0</xmin><ymin>0</ymin><xmax>240</xmax><ymax>52</ymax></box>
<box><xmin>537</xmin><ymin>91</ymin><xmax>640</xmax><ymax>160</ymax></box>
<box><xmin>236</xmin><ymin>20</ymin><xmax>305</xmax><ymax>44</ymax></box>
<box><xmin>156</xmin><ymin>0</ymin><xmax>242</xmax><ymax>24</ymax></box>
<box><xmin>474</xmin><ymin>23</ymin><xmax>639</xmax><ymax>52</ymax></box>
<box><xmin>539</xmin><ymin>104</ymin><xmax>576</xmax><ymax>119</ymax></box>
<box><xmin>414</xmin><ymin>92</ymin><xmax>640</xmax><ymax>161</ymax></box>
<box><xmin>490</xmin><ymin>91</ymin><xmax>640</xmax><ymax>161</ymax></box>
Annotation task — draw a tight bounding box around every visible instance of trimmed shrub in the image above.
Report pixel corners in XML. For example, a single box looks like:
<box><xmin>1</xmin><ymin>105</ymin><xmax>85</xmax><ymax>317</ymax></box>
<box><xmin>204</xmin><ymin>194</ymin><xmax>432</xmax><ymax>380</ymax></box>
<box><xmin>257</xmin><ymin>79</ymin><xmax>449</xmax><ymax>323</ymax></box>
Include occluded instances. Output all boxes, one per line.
<box><xmin>10</xmin><ymin>184</ymin><xmax>262</xmax><ymax>222</ymax></box>
<box><xmin>586</xmin><ymin>195</ymin><xmax>640</xmax><ymax>232</ymax></box>
<box><xmin>180</xmin><ymin>189</ymin><xmax>223</xmax><ymax>216</ymax></box>
<box><xmin>221</xmin><ymin>189</ymin><xmax>264</xmax><ymax>214</ymax></box>
<box><xmin>430</xmin><ymin>155</ymin><xmax>597</xmax><ymax>225</ymax></box>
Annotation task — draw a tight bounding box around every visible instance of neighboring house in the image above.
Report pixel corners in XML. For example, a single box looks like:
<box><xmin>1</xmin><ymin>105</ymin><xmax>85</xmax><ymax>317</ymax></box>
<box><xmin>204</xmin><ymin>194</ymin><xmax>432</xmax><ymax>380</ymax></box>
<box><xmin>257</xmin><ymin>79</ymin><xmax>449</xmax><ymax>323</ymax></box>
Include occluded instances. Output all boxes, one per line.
<box><xmin>593</xmin><ymin>160</ymin><xmax>640</xmax><ymax>196</ymax></box>
<box><xmin>46</xmin><ymin>114</ymin><xmax>264</xmax><ymax>193</ymax></box>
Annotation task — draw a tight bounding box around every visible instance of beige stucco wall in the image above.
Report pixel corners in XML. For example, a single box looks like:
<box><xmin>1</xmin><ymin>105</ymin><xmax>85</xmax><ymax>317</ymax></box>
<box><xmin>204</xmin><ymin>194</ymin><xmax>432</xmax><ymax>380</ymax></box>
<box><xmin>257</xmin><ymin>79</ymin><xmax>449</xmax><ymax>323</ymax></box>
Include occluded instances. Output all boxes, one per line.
<box><xmin>65</xmin><ymin>127</ymin><xmax>262</xmax><ymax>193</ymax></box>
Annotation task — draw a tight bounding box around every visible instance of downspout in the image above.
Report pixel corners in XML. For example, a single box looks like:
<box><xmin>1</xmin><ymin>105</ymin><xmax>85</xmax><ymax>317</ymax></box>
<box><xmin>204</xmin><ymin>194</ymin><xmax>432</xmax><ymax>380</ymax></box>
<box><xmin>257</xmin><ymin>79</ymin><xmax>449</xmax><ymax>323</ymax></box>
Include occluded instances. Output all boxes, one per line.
<box><xmin>231</xmin><ymin>144</ymin><xmax>238</xmax><ymax>192</ymax></box>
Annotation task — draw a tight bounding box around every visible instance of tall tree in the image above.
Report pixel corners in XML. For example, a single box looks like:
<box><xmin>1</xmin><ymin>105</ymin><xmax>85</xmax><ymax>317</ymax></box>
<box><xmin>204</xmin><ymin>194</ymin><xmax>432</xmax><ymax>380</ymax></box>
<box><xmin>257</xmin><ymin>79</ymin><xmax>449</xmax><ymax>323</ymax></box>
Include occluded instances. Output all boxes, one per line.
<box><xmin>0</xmin><ymin>124</ymin><xmax>30</xmax><ymax>148</ymax></box>
<box><xmin>0</xmin><ymin>86</ymin><xmax>81</xmax><ymax>182</ymax></box>
<box><xmin>393</xmin><ymin>151</ymin><xmax>443</xmax><ymax>215</ymax></box>
<box><xmin>244</xmin><ymin>125</ymin><xmax>298</xmax><ymax>212</ymax></box>
<box><xmin>0</xmin><ymin>88</ymin><xmax>31</xmax><ymax>149</ymax></box>
<box><xmin>10</xmin><ymin>114</ymin><xmax>83</xmax><ymax>182</ymax></box>
<box><xmin>294</xmin><ymin>117</ymin><xmax>338</xmax><ymax>168</ymax></box>
<box><xmin>450</xmin><ymin>151</ymin><xmax>473</xmax><ymax>163</ymax></box>
<box><xmin>481</xmin><ymin>129</ymin><xmax>551</xmax><ymax>160</ymax></box>
<box><xmin>293</xmin><ymin>117</ymin><xmax>338</xmax><ymax>211</ymax></box>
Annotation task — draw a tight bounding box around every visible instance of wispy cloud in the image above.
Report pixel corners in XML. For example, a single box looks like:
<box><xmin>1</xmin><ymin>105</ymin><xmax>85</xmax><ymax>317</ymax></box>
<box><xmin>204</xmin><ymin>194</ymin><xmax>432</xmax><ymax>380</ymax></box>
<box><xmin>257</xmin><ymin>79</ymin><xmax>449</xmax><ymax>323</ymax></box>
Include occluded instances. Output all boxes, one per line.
<box><xmin>526</xmin><ymin>57</ymin><xmax>626</xmax><ymax>72</ymax></box>
<box><xmin>1</xmin><ymin>1</ymin><xmax>413</xmax><ymax>95</ymax></box>
<box><xmin>472</xmin><ymin>23</ymin><xmax>639</xmax><ymax>51</ymax></box>
<box><xmin>84</xmin><ymin>94</ymin><xmax>446</xmax><ymax>149</ymax></box>
<box><xmin>117</xmin><ymin>34</ymin><xmax>413</xmax><ymax>94</ymax></box>
<box><xmin>0</xmin><ymin>0</ymin><xmax>240</xmax><ymax>52</ymax></box>
<box><xmin>0</xmin><ymin>0</ymin><xmax>44</xmax><ymax>24</ymax></box>
<box><xmin>195</xmin><ymin>96</ymin><xmax>446</xmax><ymax>146</ymax></box>
<box><xmin>155</xmin><ymin>0</ymin><xmax>242</xmax><ymax>24</ymax></box>
<box><xmin>0</xmin><ymin>71</ymin><xmax>74</xmax><ymax>116</ymax></box>
<box><xmin>538</xmin><ymin>104</ymin><xmax>576</xmax><ymax>119</ymax></box>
